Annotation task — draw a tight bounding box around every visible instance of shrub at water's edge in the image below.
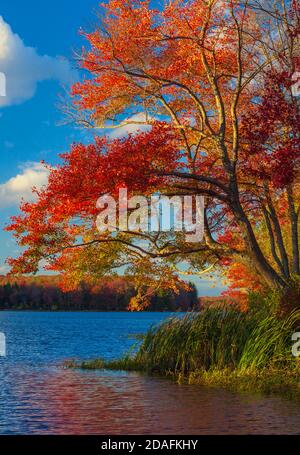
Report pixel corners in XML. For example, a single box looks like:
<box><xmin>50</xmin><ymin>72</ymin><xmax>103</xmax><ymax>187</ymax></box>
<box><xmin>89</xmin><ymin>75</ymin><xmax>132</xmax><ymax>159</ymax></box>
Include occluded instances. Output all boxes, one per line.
<box><xmin>71</xmin><ymin>298</ymin><xmax>300</xmax><ymax>399</ymax></box>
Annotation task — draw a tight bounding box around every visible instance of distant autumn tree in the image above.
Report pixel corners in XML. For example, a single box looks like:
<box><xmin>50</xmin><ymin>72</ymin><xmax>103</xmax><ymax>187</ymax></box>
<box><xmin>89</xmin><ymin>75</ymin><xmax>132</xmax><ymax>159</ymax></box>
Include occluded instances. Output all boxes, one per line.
<box><xmin>6</xmin><ymin>0</ymin><xmax>300</xmax><ymax>311</ymax></box>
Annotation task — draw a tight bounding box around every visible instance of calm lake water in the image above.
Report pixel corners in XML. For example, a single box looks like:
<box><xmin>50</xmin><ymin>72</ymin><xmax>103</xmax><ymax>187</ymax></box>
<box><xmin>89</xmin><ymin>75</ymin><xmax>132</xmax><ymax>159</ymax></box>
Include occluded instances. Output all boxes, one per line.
<box><xmin>0</xmin><ymin>311</ymin><xmax>300</xmax><ymax>435</ymax></box>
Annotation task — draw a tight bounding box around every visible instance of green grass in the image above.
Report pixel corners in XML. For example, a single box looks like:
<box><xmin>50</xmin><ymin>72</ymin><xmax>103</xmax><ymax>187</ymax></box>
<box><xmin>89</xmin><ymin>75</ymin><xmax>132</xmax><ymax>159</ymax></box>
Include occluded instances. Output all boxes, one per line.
<box><xmin>187</xmin><ymin>366</ymin><xmax>300</xmax><ymax>400</ymax></box>
<box><xmin>67</xmin><ymin>304</ymin><xmax>300</xmax><ymax>399</ymax></box>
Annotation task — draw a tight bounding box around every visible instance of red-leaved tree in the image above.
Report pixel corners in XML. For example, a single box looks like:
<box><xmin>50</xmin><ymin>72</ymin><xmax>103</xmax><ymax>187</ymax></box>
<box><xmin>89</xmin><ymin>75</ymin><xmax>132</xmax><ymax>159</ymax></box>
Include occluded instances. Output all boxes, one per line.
<box><xmin>6</xmin><ymin>0</ymin><xmax>300</xmax><ymax>311</ymax></box>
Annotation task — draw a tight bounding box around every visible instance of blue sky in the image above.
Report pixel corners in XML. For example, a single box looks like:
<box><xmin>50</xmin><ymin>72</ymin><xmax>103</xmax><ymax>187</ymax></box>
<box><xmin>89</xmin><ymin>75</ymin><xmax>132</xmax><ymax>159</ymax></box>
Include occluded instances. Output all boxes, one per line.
<box><xmin>0</xmin><ymin>0</ymin><xmax>100</xmax><ymax>273</ymax></box>
<box><xmin>0</xmin><ymin>0</ymin><xmax>226</xmax><ymax>296</ymax></box>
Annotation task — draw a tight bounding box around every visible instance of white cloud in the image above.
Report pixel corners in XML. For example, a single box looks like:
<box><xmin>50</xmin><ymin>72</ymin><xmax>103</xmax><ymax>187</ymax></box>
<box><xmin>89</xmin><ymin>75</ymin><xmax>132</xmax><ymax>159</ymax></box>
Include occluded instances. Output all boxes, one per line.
<box><xmin>108</xmin><ymin>113</ymin><xmax>153</xmax><ymax>139</ymax></box>
<box><xmin>0</xmin><ymin>16</ymin><xmax>76</xmax><ymax>107</ymax></box>
<box><xmin>0</xmin><ymin>264</ymin><xmax>9</xmax><ymax>275</ymax></box>
<box><xmin>0</xmin><ymin>162</ymin><xmax>49</xmax><ymax>208</ymax></box>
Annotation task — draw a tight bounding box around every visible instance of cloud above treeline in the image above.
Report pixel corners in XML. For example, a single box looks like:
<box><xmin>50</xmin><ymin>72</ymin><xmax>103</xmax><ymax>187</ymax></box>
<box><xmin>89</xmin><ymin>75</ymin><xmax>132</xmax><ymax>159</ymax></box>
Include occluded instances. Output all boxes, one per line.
<box><xmin>0</xmin><ymin>162</ymin><xmax>49</xmax><ymax>208</ymax></box>
<box><xmin>0</xmin><ymin>16</ymin><xmax>76</xmax><ymax>107</ymax></box>
<box><xmin>108</xmin><ymin>113</ymin><xmax>153</xmax><ymax>139</ymax></box>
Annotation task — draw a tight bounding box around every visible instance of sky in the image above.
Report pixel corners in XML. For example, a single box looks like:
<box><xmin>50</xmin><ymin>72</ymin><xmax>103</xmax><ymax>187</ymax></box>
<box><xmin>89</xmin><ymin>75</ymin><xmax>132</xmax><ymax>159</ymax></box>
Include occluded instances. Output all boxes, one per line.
<box><xmin>0</xmin><ymin>0</ymin><xmax>226</xmax><ymax>296</ymax></box>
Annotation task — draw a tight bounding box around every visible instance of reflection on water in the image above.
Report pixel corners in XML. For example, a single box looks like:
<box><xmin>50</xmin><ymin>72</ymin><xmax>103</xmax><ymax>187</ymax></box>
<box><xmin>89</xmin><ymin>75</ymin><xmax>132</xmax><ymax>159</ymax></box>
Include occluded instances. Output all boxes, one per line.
<box><xmin>2</xmin><ymin>367</ymin><xmax>300</xmax><ymax>435</ymax></box>
<box><xmin>0</xmin><ymin>312</ymin><xmax>300</xmax><ymax>435</ymax></box>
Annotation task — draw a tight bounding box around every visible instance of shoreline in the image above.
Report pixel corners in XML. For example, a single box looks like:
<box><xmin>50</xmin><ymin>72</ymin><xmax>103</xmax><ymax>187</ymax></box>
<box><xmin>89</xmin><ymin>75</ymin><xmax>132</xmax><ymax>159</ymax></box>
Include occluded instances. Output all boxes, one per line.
<box><xmin>68</xmin><ymin>359</ymin><xmax>300</xmax><ymax>402</ymax></box>
<box><xmin>67</xmin><ymin>306</ymin><xmax>300</xmax><ymax>402</ymax></box>
<box><xmin>0</xmin><ymin>309</ymin><xmax>188</xmax><ymax>313</ymax></box>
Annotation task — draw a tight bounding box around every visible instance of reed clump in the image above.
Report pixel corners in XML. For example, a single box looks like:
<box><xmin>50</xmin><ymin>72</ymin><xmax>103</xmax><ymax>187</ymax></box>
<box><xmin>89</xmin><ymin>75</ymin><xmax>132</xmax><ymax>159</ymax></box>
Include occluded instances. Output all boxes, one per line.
<box><xmin>76</xmin><ymin>304</ymin><xmax>300</xmax><ymax>398</ymax></box>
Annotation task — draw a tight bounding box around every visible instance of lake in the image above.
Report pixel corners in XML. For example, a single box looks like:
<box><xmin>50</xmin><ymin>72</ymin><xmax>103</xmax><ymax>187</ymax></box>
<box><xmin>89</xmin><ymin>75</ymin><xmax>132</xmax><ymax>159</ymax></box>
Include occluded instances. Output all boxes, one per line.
<box><xmin>0</xmin><ymin>311</ymin><xmax>299</xmax><ymax>435</ymax></box>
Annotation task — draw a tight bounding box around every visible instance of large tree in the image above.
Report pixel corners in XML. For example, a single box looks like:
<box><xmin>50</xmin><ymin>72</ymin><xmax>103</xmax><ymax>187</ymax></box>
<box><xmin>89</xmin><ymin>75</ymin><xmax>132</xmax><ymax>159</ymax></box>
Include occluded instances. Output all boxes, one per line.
<box><xmin>6</xmin><ymin>0</ymin><xmax>300</xmax><ymax>310</ymax></box>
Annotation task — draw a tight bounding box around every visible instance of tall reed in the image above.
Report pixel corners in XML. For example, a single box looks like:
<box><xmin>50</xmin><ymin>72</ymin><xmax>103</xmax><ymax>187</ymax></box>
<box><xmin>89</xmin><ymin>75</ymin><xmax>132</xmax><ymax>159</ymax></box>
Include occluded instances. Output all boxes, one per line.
<box><xmin>98</xmin><ymin>306</ymin><xmax>300</xmax><ymax>374</ymax></box>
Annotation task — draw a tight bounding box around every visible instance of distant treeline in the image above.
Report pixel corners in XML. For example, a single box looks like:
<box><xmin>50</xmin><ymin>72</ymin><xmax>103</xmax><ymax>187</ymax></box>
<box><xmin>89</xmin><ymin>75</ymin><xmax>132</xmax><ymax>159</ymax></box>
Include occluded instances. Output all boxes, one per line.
<box><xmin>0</xmin><ymin>275</ymin><xmax>199</xmax><ymax>311</ymax></box>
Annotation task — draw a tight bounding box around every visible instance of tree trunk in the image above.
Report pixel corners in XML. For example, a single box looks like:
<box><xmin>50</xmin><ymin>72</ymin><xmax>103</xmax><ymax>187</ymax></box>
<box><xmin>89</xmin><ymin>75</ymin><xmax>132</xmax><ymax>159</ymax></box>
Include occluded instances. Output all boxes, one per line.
<box><xmin>230</xmin><ymin>187</ymin><xmax>286</xmax><ymax>290</ymax></box>
<box><xmin>287</xmin><ymin>187</ymin><xmax>300</xmax><ymax>275</ymax></box>
<box><xmin>240</xmin><ymin>215</ymin><xmax>286</xmax><ymax>289</ymax></box>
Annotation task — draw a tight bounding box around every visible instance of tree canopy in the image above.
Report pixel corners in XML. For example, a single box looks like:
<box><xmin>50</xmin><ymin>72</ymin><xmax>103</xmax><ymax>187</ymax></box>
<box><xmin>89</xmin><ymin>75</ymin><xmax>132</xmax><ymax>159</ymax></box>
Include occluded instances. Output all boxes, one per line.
<box><xmin>6</xmin><ymin>0</ymin><xmax>300</xmax><ymax>310</ymax></box>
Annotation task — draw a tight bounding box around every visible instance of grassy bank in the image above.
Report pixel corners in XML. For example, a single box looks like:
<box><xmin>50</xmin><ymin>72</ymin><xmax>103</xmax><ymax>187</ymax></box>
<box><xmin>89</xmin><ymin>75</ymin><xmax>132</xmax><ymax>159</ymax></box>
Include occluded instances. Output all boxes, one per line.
<box><xmin>70</xmin><ymin>303</ymin><xmax>300</xmax><ymax>400</ymax></box>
